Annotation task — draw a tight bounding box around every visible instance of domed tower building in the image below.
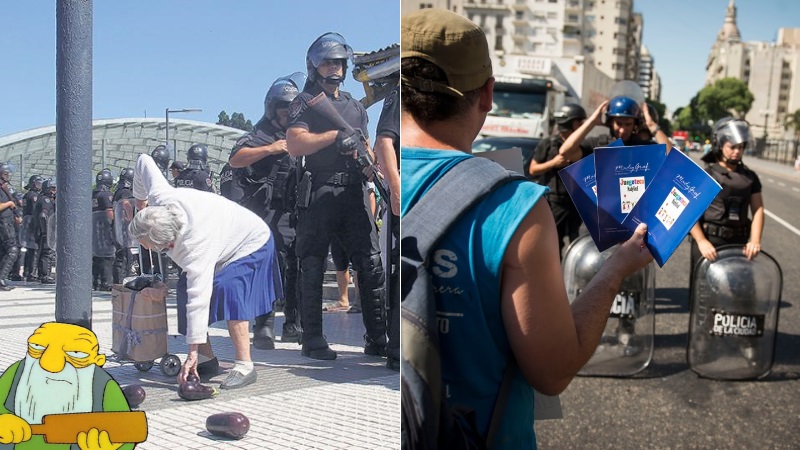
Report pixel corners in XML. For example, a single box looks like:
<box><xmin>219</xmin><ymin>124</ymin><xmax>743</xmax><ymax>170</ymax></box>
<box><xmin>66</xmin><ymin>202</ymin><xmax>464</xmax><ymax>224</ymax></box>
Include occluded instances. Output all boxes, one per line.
<box><xmin>705</xmin><ymin>0</ymin><xmax>800</xmax><ymax>142</ymax></box>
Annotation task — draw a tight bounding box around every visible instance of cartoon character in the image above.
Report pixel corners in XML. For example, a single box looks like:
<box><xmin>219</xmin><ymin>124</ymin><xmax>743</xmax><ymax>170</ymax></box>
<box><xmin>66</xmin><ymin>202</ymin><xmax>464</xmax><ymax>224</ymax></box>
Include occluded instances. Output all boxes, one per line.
<box><xmin>0</xmin><ymin>323</ymin><xmax>147</xmax><ymax>449</ymax></box>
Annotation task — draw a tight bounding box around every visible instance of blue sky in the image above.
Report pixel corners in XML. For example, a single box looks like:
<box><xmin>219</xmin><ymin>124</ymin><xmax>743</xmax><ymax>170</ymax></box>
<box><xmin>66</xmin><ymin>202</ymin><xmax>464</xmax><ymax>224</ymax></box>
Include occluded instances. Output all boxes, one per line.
<box><xmin>636</xmin><ymin>0</ymin><xmax>800</xmax><ymax>114</ymax></box>
<box><xmin>0</xmin><ymin>1</ymin><xmax>399</xmax><ymax>138</ymax></box>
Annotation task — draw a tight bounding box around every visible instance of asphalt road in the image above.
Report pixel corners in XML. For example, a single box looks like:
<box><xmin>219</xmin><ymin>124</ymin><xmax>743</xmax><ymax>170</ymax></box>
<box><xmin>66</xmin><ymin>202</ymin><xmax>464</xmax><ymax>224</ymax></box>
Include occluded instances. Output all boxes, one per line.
<box><xmin>535</xmin><ymin>154</ymin><xmax>800</xmax><ymax>449</ymax></box>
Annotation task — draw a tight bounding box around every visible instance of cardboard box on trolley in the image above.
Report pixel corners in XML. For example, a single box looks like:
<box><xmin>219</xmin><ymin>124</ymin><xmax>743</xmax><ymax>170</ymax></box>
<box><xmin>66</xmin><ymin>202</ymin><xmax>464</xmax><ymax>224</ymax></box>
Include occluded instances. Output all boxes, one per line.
<box><xmin>111</xmin><ymin>283</ymin><xmax>169</xmax><ymax>362</ymax></box>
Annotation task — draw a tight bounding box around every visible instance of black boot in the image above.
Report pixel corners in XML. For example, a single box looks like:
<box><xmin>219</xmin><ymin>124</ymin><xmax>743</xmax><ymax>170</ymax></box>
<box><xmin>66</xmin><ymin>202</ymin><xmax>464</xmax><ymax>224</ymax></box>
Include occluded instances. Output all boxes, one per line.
<box><xmin>253</xmin><ymin>312</ymin><xmax>276</xmax><ymax>350</ymax></box>
<box><xmin>281</xmin><ymin>316</ymin><xmax>302</xmax><ymax>343</ymax></box>
<box><xmin>301</xmin><ymin>335</ymin><xmax>336</xmax><ymax>360</ymax></box>
<box><xmin>357</xmin><ymin>269</ymin><xmax>388</xmax><ymax>357</ymax></box>
<box><xmin>299</xmin><ymin>256</ymin><xmax>336</xmax><ymax>360</ymax></box>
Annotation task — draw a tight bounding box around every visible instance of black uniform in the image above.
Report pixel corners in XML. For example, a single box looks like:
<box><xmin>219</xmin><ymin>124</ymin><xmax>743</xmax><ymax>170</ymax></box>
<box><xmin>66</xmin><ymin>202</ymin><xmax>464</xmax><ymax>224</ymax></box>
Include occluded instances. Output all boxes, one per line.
<box><xmin>289</xmin><ymin>85</ymin><xmax>386</xmax><ymax>358</ymax></box>
<box><xmin>34</xmin><ymin>192</ymin><xmax>56</xmax><ymax>283</ymax></box>
<box><xmin>0</xmin><ymin>182</ymin><xmax>20</xmax><ymax>288</ymax></box>
<box><xmin>375</xmin><ymin>87</ymin><xmax>400</xmax><ymax>369</ymax></box>
<box><xmin>9</xmin><ymin>193</ymin><xmax>25</xmax><ymax>281</ymax></box>
<box><xmin>112</xmin><ymin>185</ymin><xmax>135</xmax><ymax>284</ymax></box>
<box><xmin>21</xmin><ymin>189</ymin><xmax>40</xmax><ymax>280</ymax></box>
<box><xmin>91</xmin><ymin>187</ymin><xmax>115</xmax><ymax>290</ymax></box>
<box><xmin>175</xmin><ymin>168</ymin><xmax>213</xmax><ymax>191</ymax></box>
<box><xmin>690</xmin><ymin>162</ymin><xmax>762</xmax><ymax>280</ymax></box>
<box><xmin>531</xmin><ymin>135</ymin><xmax>592</xmax><ymax>257</ymax></box>
<box><xmin>226</xmin><ymin>120</ymin><xmax>301</xmax><ymax>346</ymax></box>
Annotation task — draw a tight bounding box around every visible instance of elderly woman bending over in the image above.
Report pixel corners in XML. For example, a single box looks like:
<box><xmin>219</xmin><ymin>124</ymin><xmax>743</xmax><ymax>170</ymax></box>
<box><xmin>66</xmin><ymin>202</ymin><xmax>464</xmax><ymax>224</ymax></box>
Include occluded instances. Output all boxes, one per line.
<box><xmin>129</xmin><ymin>154</ymin><xmax>281</xmax><ymax>389</ymax></box>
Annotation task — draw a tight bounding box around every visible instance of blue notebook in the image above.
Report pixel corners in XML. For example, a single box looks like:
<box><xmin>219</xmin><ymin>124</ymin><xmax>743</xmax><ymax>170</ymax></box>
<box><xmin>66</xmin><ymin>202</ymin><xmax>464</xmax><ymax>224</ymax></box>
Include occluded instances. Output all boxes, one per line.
<box><xmin>594</xmin><ymin>143</ymin><xmax>667</xmax><ymax>251</ymax></box>
<box><xmin>621</xmin><ymin>149</ymin><xmax>722</xmax><ymax>267</ymax></box>
<box><xmin>558</xmin><ymin>139</ymin><xmax>624</xmax><ymax>248</ymax></box>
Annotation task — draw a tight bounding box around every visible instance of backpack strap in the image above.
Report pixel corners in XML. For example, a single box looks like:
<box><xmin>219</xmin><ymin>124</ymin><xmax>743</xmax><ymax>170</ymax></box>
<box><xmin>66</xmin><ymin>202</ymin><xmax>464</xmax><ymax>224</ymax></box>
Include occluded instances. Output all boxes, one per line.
<box><xmin>403</xmin><ymin>155</ymin><xmax>525</xmax><ymax>448</ymax></box>
<box><xmin>403</xmin><ymin>156</ymin><xmax>525</xmax><ymax>258</ymax></box>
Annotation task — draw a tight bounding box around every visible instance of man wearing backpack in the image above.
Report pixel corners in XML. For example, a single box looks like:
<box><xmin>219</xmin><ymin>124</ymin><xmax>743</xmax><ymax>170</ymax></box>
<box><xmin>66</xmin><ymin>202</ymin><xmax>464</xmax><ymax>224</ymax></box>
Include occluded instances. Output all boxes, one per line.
<box><xmin>400</xmin><ymin>9</ymin><xmax>655</xmax><ymax>449</ymax></box>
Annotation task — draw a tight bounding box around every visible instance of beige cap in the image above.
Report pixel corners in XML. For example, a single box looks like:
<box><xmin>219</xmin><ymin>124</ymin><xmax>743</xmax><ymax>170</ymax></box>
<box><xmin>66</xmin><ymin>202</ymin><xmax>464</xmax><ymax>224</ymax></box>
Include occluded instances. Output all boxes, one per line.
<box><xmin>401</xmin><ymin>8</ymin><xmax>492</xmax><ymax>97</ymax></box>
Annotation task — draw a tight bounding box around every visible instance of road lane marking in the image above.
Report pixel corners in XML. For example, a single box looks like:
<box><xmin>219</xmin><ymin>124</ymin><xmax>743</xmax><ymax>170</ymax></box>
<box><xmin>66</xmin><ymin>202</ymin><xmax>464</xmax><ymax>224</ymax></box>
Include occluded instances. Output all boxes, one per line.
<box><xmin>766</xmin><ymin>209</ymin><xmax>800</xmax><ymax>238</ymax></box>
<box><xmin>777</xmin><ymin>181</ymin><xmax>786</xmax><ymax>187</ymax></box>
<box><xmin>793</xmin><ymin>187</ymin><xmax>800</xmax><ymax>192</ymax></box>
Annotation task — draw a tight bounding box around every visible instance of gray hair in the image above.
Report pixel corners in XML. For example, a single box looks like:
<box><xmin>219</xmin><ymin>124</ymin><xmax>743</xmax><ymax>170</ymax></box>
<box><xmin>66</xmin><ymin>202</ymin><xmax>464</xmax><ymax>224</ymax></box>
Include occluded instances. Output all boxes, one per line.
<box><xmin>128</xmin><ymin>203</ymin><xmax>184</xmax><ymax>248</ymax></box>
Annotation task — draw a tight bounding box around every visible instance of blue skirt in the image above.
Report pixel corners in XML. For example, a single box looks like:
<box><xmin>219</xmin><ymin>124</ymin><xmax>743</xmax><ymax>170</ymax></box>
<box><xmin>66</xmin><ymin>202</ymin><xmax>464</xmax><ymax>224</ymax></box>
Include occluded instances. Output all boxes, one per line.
<box><xmin>177</xmin><ymin>239</ymin><xmax>283</xmax><ymax>336</ymax></box>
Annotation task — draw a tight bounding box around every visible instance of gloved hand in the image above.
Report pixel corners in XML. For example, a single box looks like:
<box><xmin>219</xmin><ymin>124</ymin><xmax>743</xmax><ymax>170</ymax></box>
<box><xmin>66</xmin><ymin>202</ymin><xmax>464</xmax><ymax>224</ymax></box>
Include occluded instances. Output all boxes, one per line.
<box><xmin>336</xmin><ymin>130</ymin><xmax>358</xmax><ymax>156</ymax></box>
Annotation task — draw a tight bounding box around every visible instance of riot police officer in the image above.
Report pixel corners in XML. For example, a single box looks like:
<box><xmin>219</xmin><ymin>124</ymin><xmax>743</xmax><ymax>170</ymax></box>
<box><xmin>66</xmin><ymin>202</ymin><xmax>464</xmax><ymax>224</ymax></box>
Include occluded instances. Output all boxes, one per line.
<box><xmin>287</xmin><ymin>32</ymin><xmax>386</xmax><ymax>360</ymax></box>
<box><xmin>373</xmin><ymin>85</ymin><xmax>400</xmax><ymax>371</ymax></box>
<box><xmin>175</xmin><ymin>144</ymin><xmax>213</xmax><ymax>192</ymax></box>
<box><xmin>113</xmin><ymin>168</ymin><xmax>136</xmax><ymax>284</ymax></box>
<box><xmin>0</xmin><ymin>162</ymin><xmax>20</xmax><ymax>290</ymax></box>
<box><xmin>9</xmin><ymin>191</ymin><xmax>25</xmax><ymax>282</ymax></box>
<box><xmin>92</xmin><ymin>169</ymin><xmax>115</xmax><ymax>291</ymax></box>
<box><xmin>21</xmin><ymin>175</ymin><xmax>43</xmax><ymax>282</ymax></box>
<box><xmin>138</xmin><ymin>144</ymin><xmax>173</xmax><ymax>277</ymax></box>
<box><xmin>527</xmin><ymin>103</ymin><xmax>588</xmax><ymax>258</ymax></box>
<box><xmin>559</xmin><ymin>96</ymin><xmax>670</xmax><ymax>163</ymax></box>
<box><xmin>35</xmin><ymin>178</ymin><xmax>56</xmax><ymax>284</ymax></box>
<box><xmin>151</xmin><ymin>144</ymin><xmax>172</xmax><ymax>176</ymax></box>
<box><xmin>690</xmin><ymin>118</ymin><xmax>763</xmax><ymax>274</ymax></box>
<box><xmin>226</xmin><ymin>72</ymin><xmax>306</xmax><ymax>350</ymax></box>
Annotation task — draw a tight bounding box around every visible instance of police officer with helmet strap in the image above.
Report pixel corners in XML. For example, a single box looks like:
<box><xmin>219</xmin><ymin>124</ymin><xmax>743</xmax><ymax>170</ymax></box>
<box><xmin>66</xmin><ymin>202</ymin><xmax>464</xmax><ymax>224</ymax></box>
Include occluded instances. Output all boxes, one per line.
<box><xmin>559</xmin><ymin>95</ymin><xmax>670</xmax><ymax>163</ymax></box>
<box><xmin>113</xmin><ymin>168</ymin><xmax>136</xmax><ymax>284</ymax></box>
<box><xmin>92</xmin><ymin>169</ymin><xmax>115</xmax><ymax>291</ymax></box>
<box><xmin>689</xmin><ymin>118</ymin><xmax>763</xmax><ymax>267</ymax></box>
<box><xmin>528</xmin><ymin>103</ymin><xmax>590</xmax><ymax>258</ymax></box>
<box><xmin>175</xmin><ymin>144</ymin><xmax>214</xmax><ymax>192</ymax></box>
<box><xmin>151</xmin><ymin>144</ymin><xmax>172</xmax><ymax>177</ymax></box>
<box><xmin>0</xmin><ymin>162</ymin><xmax>20</xmax><ymax>291</ymax></box>
<box><xmin>35</xmin><ymin>178</ymin><xmax>57</xmax><ymax>284</ymax></box>
<box><xmin>225</xmin><ymin>72</ymin><xmax>307</xmax><ymax>350</ymax></box>
<box><xmin>287</xmin><ymin>32</ymin><xmax>387</xmax><ymax>361</ymax></box>
<box><xmin>21</xmin><ymin>175</ymin><xmax>43</xmax><ymax>282</ymax></box>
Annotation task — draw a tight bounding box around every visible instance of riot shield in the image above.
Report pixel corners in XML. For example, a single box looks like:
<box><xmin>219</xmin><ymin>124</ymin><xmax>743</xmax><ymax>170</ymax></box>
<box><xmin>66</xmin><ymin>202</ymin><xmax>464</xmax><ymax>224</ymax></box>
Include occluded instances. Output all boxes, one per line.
<box><xmin>18</xmin><ymin>215</ymin><xmax>39</xmax><ymax>250</ymax></box>
<box><xmin>608</xmin><ymin>80</ymin><xmax>646</xmax><ymax>105</ymax></box>
<box><xmin>46</xmin><ymin>212</ymin><xmax>57</xmax><ymax>250</ymax></box>
<box><xmin>113</xmin><ymin>199</ymin><xmax>137</xmax><ymax>249</ymax></box>
<box><xmin>563</xmin><ymin>233</ymin><xmax>655</xmax><ymax>376</ymax></box>
<box><xmin>92</xmin><ymin>210</ymin><xmax>116</xmax><ymax>257</ymax></box>
<box><xmin>688</xmin><ymin>245</ymin><xmax>781</xmax><ymax>380</ymax></box>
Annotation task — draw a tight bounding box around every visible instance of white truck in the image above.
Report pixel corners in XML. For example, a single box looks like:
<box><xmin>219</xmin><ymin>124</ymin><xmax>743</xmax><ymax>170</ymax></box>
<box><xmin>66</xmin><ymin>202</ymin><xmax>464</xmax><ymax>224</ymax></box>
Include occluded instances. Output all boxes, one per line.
<box><xmin>480</xmin><ymin>55</ymin><xmax>614</xmax><ymax>139</ymax></box>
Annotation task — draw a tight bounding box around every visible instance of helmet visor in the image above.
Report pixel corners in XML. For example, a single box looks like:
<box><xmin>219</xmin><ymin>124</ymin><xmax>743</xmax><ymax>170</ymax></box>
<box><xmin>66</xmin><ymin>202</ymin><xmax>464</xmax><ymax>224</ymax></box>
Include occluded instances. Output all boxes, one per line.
<box><xmin>308</xmin><ymin>33</ymin><xmax>354</xmax><ymax>68</ymax></box>
<box><xmin>716</xmin><ymin>120</ymin><xmax>750</xmax><ymax>147</ymax></box>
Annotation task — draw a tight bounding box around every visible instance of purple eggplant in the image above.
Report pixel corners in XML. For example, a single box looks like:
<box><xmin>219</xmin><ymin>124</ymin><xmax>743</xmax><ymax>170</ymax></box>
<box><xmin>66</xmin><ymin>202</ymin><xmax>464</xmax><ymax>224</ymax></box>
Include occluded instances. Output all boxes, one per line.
<box><xmin>121</xmin><ymin>384</ymin><xmax>146</xmax><ymax>408</ymax></box>
<box><xmin>206</xmin><ymin>412</ymin><xmax>250</xmax><ymax>439</ymax></box>
<box><xmin>178</xmin><ymin>375</ymin><xmax>218</xmax><ymax>401</ymax></box>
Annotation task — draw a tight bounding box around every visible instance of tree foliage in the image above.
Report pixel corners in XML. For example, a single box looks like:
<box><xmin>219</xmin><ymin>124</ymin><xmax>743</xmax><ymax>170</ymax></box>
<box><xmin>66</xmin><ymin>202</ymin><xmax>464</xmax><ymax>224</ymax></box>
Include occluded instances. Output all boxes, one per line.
<box><xmin>784</xmin><ymin>108</ymin><xmax>800</xmax><ymax>138</ymax></box>
<box><xmin>696</xmin><ymin>77</ymin><xmax>754</xmax><ymax>121</ymax></box>
<box><xmin>217</xmin><ymin>111</ymin><xmax>254</xmax><ymax>132</ymax></box>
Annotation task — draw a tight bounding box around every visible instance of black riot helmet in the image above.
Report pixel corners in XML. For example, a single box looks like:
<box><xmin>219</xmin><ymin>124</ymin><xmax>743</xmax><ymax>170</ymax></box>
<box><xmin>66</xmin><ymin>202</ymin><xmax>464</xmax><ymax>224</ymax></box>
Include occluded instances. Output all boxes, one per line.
<box><xmin>118</xmin><ymin>168</ymin><xmax>134</xmax><ymax>189</ymax></box>
<box><xmin>187</xmin><ymin>144</ymin><xmax>208</xmax><ymax>170</ymax></box>
<box><xmin>642</xmin><ymin>103</ymin><xmax>659</xmax><ymax>123</ymax></box>
<box><xmin>43</xmin><ymin>178</ymin><xmax>57</xmax><ymax>192</ymax></box>
<box><xmin>25</xmin><ymin>175</ymin><xmax>44</xmax><ymax>191</ymax></box>
<box><xmin>96</xmin><ymin>169</ymin><xmax>114</xmax><ymax>188</ymax></box>
<box><xmin>151</xmin><ymin>144</ymin><xmax>171</xmax><ymax>171</ymax></box>
<box><xmin>306</xmin><ymin>32</ymin><xmax>354</xmax><ymax>86</ymax></box>
<box><xmin>264</xmin><ymin>72</ymin><xmax>307</xmax><ymax>122</ymax></box>
<box><xmin>553</xmin><ymin>103</ymin><xmax>587</xmax><ymax>130</ymax></box>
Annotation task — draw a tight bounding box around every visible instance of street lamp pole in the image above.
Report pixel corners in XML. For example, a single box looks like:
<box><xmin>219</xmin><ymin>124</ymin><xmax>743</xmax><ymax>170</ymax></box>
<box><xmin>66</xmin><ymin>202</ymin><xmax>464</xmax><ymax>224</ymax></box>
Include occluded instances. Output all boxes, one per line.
<box><xmin>165</xmin><ymin>108</ymin><xmax>203</xmax><ymax>162</ymax></box>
